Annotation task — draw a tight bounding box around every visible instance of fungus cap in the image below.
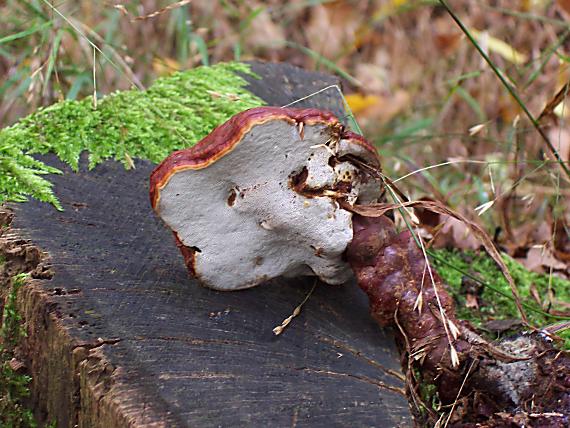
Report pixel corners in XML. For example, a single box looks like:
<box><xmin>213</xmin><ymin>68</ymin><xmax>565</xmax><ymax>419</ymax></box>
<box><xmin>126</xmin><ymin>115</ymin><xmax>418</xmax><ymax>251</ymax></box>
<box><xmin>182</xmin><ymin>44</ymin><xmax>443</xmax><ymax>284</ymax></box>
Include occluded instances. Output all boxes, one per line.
<box><xmin>150</xmin><ymin>107</ymin><xmax>383</xmax><ymax>290</ymax></box>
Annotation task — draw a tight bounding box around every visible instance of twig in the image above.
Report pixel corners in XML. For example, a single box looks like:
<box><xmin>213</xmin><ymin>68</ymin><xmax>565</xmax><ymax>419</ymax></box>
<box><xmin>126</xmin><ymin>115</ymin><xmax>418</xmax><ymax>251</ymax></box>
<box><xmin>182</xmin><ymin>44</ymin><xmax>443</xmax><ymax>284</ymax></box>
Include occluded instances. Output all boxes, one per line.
<box><xmin>273</xmin><ymin>281</ymin><xmax>317</xmax><ymax>335</ymax></box>
<box><xmin>92</xmin><ymin>48</ymin><xmax>97</xmax><ymax>109</ymax></box>
<box><xmin>443</xmin><ymin>359</ymin><xmax>476</xmax><ymax>428</ymax></box>
<box><xmin>415</xmin><ymin>229</ymin><xmax>459</xmax><ymax>367</ymax></box>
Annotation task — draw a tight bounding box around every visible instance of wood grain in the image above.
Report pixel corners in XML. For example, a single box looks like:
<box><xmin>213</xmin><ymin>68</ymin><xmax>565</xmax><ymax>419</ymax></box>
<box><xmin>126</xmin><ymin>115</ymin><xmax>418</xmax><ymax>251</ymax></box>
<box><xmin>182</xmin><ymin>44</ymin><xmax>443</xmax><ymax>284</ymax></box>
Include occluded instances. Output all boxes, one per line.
<box><xmin>1</xmin><ymin>62</ymin><xmax>410</xmax><ymax>427</ymax></box>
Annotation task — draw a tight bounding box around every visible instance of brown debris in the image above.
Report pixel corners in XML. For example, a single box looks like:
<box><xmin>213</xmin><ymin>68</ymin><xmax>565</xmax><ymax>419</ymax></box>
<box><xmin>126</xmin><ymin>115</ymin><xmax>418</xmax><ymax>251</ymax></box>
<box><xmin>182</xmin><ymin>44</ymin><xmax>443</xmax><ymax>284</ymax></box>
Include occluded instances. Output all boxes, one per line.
<box><xmin>0</xmin><ymin>208</ymin><xmax>53</xmax><ymax>290</ymax></box>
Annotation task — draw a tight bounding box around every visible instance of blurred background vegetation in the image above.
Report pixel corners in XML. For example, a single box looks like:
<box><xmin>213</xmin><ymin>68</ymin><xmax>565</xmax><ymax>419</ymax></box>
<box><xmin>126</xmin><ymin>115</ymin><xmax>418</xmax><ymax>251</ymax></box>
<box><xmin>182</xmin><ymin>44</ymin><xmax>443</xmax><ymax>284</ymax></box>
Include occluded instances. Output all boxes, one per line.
<box><xmin>1</xmin><ymin>0</ymin><xmax>570</xmax><ymax>317</ymax></box>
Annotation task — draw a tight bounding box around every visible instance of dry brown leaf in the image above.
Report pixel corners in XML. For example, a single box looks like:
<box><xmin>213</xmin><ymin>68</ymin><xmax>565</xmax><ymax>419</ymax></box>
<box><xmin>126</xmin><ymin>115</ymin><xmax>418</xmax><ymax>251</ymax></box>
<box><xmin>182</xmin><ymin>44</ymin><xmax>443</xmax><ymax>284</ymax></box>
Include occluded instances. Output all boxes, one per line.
<box><xmin>346</xmin><ymin>91</ymin><xmax>410</xmax><ymax>126</ymax></box>
<box><xmin>305</xmin><ymin>2</ymin><xmax>362</xmax><ymax>61</ymax></box>
<box><xmin>439</xmin><ymin>217</ymin><xmax>481</xmax><ymax>250</ymax></box>
<box><xmin>557</xmin><ymin>0</ymin><xmax>570</xmax><ymax>17</ymax></box>
<box><xmin>465</xmin><ymin>293</ymin><xmax>479</xmax><ymax>309</ymax></box>
<box><xmin>554</xmin><ymin>218</ymin><xmax>570</xmax><ymax>261</ymax></box>
<box><xmin>432</xmin><ymin>16</ymin><xmax>462</xmax><ymax>55</ymax></box>
<box><xmin>529</xmin><ymin>282</ymin><xmax>543</xmax><ymax>307</ymax></box>
<box><xmin>353</xmin><ymin>63</ymin><xmax>389</xmax><ymax>93</ymax></box>
<box><xmin>539</xmin><ymin>81</ymin><xmax>570</xmax><ymax>124</ymax></box>
<box><xmin>245</xmin><ymin>9</ymin><xmax>285</xmax><ymax>52</ymax></box>
<box><xmin>521</xmin><ymin>246</ymin><xmax>566</xmax><ymax>273</ymax></box>
<box><xmin>414</xmin><ymin>202</ymin><xmax>480</xmax><ymax>250</ymax></box>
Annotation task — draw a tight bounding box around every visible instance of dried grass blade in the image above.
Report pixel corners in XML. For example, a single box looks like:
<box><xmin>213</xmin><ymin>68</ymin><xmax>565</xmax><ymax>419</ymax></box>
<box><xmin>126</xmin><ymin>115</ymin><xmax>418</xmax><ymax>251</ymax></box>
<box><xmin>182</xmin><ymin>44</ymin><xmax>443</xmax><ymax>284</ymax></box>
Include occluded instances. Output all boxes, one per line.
<box><xmin>538</xmin><ymin>81</ymin><xmax>570</xmax><ymax>123</ymax></box>
<box><xmin>273</xmin><ymin>281</ymin><xmax>317</xmax><ymax>335</ymax></box>
<box><xmin>132</xmin><ymin>0</ymin><xmax>193</xmax><ymax>22</ymax></box>
<box><xmin>439</xmin><ymin>0</ymin><xmax>570</xmax><ymax>182</ymax></box>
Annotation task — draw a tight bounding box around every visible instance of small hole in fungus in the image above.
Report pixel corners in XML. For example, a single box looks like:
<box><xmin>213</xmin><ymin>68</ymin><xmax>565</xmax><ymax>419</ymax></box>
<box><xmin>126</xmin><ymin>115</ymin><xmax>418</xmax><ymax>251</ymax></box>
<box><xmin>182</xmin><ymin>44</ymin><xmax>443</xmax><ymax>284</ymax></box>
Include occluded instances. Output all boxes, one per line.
<box><xmin>227</xmin><ymin>189</ymin><xmax>237</xmax><ymax>206</ymax></box>
<box><xmin>190</xmin><ymin>246</ymin><xmax>202</xmax><ymax>253</ymax></box>
<box><xmin>290</xmin><ymin>167</ymin><xmax>308</xmax><ymax>189</ymax></box>
<box><xmin>310</xmin><ymin>245</ymin><xmax>324</xmax><ymax>257</ymax></box>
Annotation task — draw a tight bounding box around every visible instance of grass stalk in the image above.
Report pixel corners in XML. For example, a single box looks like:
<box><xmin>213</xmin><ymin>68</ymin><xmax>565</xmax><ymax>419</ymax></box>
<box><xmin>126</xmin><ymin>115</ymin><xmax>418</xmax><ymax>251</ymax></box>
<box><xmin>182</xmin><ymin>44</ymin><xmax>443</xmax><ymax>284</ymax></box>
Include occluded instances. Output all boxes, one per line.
<box><xmin>439</xmin><ymin>0</ymin><xmax>570</xmax><ymax>181</ymax></box>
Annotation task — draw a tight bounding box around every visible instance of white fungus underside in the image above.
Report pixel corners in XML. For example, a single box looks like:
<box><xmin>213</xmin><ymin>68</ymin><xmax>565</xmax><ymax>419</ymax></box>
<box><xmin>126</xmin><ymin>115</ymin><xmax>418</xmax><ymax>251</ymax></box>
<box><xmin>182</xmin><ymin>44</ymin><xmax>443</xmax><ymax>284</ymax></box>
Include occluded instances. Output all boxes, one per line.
<box><xmin>158</xmin><ymin>120</ymin><xmax>374</xmax><ymax>290</ymax></box>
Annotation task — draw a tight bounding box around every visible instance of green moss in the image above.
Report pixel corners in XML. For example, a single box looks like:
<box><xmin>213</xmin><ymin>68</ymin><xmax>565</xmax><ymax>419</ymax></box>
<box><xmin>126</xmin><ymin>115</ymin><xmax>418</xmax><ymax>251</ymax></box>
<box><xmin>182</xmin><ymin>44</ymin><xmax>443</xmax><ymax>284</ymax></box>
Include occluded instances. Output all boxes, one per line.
<box><xmin>1</xmin><ymin>273</ymin><xmax>36</xmax><ymax>427</ymax></box>
<box><xmin>0</xmin><ymin>62</ymin><xmax>264</xmax><ymax>209</ymax></box>
<box><xmin>433</xmin><ymin>249</ymin><xmax>570</xmax><ymax>347</ymax></box>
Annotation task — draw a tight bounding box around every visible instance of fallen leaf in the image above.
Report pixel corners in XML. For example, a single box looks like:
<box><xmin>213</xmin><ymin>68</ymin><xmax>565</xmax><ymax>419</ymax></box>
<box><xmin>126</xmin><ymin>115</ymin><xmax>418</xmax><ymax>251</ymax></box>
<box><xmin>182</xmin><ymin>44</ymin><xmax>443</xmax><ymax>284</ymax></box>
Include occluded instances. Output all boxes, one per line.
<box><xmin>529</xmin><ymin>283</ymin><xmax>543</xmax><ymax>306</ymax></box>
<box><xmin>483</xmin><ymin>319</ymin><xmax>523</xmax><ymax>333</ymax></box>
<box><xmin>245</xmin><ymin>8</ymin><xmax>285</xmax><ymax>52</ymax></box>
<box><xmin>434</xmin><ymin>32</ymin><xmax>462</xmax><ymax>55</ymax></box>
<box><xmin>432</xmin><ymin>16</ymin><xmax>462</xmax><ymax>55</ymax></box>
<box><xmin>306</xmin><ymin>2</ymin><xmax>361</xmax><ymax>60</ymax></box>
<box><xmin>470</xmin><ymin>29</ymin><xmax>528</xmax><ymax>65</ymax></box>
<box><xmin>353</xmin><ymin>63</ymin><xmax>389</xmax><ymax>93</ymax></box>
<box><xmin>554</xmin><ymin>218</ymin><xmax>570</xmax><ymax>261</ymax></box>
<box><xmin>345</xmin><ymin>94</ymin><xmax>381</xmax><ymax>114</ymax></box>
<box><xmin>152</xmin><ymin>57</ymin><xmax>180</xmax><ymax>76</ymax></box>
<box><xmin>439</xmin><ymin>216</ymin><xmax>481</xmax><ymax>250</ymax></box>
<box><xmin>466</xmin><ymin>293</ymin><xmax>479</xmax><ymax>309</ymax></box>
<box><xmin>345</xmin><ymin>90</ymin><xmax>410</xmax><ymax>126</ymax></box>
<box><xmin>521</xmin><ymin>246</ymin><xmax>566</xmax><ymax>273</ymax></box>
<box><xmin>557</xmin><ymin>0</ymin><xmax>570</xmax><ymax>16</ymax></box>
<box><xmin>414</xmin><ymin>200</ymin><xmax>481</xmax><ymax>250</ymax></box>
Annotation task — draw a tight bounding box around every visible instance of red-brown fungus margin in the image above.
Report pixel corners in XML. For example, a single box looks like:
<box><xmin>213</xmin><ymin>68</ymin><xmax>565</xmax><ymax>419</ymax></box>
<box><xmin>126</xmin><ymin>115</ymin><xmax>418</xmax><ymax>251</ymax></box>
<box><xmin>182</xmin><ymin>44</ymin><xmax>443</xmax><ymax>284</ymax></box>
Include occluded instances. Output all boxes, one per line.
<box><xmin>149</xmin><ymin>106</ymin><xmax>381</xmax><ymax>289</ymax></box>
<box><xmin>149</xmin><ymin>106</ymin><xmax>379</xmax><ymax>211</ymax></box>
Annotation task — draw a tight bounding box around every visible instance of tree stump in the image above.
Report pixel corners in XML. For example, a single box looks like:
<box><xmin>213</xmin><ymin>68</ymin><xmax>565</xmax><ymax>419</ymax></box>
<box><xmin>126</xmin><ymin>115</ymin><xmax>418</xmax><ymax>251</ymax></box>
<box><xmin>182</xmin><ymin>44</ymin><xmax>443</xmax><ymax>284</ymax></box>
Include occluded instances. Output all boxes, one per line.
<box><xmin>1</xmin><ymin>62</ymin><xmax>411</xmax><ymax>427</ymax></box>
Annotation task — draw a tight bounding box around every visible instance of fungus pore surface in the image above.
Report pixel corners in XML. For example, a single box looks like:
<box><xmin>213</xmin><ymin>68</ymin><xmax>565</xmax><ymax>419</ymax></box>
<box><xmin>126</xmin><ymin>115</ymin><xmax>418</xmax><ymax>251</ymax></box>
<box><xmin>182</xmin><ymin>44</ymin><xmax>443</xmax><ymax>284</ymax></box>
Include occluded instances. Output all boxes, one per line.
<box><xmin>150</xmin><ymin>107</ymin><xmax>383</xmax><ymax>290</ymax></box>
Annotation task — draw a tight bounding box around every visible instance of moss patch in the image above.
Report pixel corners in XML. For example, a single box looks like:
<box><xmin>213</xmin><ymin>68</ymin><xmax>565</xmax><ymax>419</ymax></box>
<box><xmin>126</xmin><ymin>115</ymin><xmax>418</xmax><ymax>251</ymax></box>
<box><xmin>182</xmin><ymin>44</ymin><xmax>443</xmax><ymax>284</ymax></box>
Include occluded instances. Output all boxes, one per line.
<box><xmin>433</xmin><ymin>249</ymin><xmax>570</xmax><ymax>347</ymax></box>
<box><xmin>0</xmin><ymin>273</ymin><xmax>36</xmax><ymax>427</ymax></box>
<box><xmin>0</xmin><ymin>62</ymin><xmax>264</xmax><ymax>209</ymax></box>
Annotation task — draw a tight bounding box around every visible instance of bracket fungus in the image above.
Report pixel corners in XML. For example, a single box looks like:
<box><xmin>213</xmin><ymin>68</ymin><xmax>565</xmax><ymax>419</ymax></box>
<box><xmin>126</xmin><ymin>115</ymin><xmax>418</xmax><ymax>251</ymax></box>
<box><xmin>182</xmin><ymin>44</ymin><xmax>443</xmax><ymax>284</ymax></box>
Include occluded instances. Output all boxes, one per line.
<box><xmin>150</xmin><ymin>106</ymin><xmax>384</xmax><ymax>290</ymax></box>
<box><xmin>150</xmin><ymin>106</ymin><xmax>570</xmax><ymax>426</ymax></box>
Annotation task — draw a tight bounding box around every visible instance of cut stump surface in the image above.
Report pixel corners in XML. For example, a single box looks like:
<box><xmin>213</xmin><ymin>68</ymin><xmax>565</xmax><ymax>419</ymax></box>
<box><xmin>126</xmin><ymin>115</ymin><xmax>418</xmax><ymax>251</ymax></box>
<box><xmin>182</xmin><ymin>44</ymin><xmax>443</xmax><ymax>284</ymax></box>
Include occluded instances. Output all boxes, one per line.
<box><xmin>1</xmin><ymin>62</ymin><xmax>410</xmax><ymax>427</ymax></box>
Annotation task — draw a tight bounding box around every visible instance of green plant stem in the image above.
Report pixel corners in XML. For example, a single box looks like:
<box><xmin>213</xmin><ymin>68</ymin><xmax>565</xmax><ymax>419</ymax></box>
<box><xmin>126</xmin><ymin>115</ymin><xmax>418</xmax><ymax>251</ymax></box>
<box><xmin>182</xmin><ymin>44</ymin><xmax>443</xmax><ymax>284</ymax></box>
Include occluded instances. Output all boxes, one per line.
<box><xmin>439</xmin><ymin>0</ymin><xmax>570</xmax><ymax>182</ymax></box>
